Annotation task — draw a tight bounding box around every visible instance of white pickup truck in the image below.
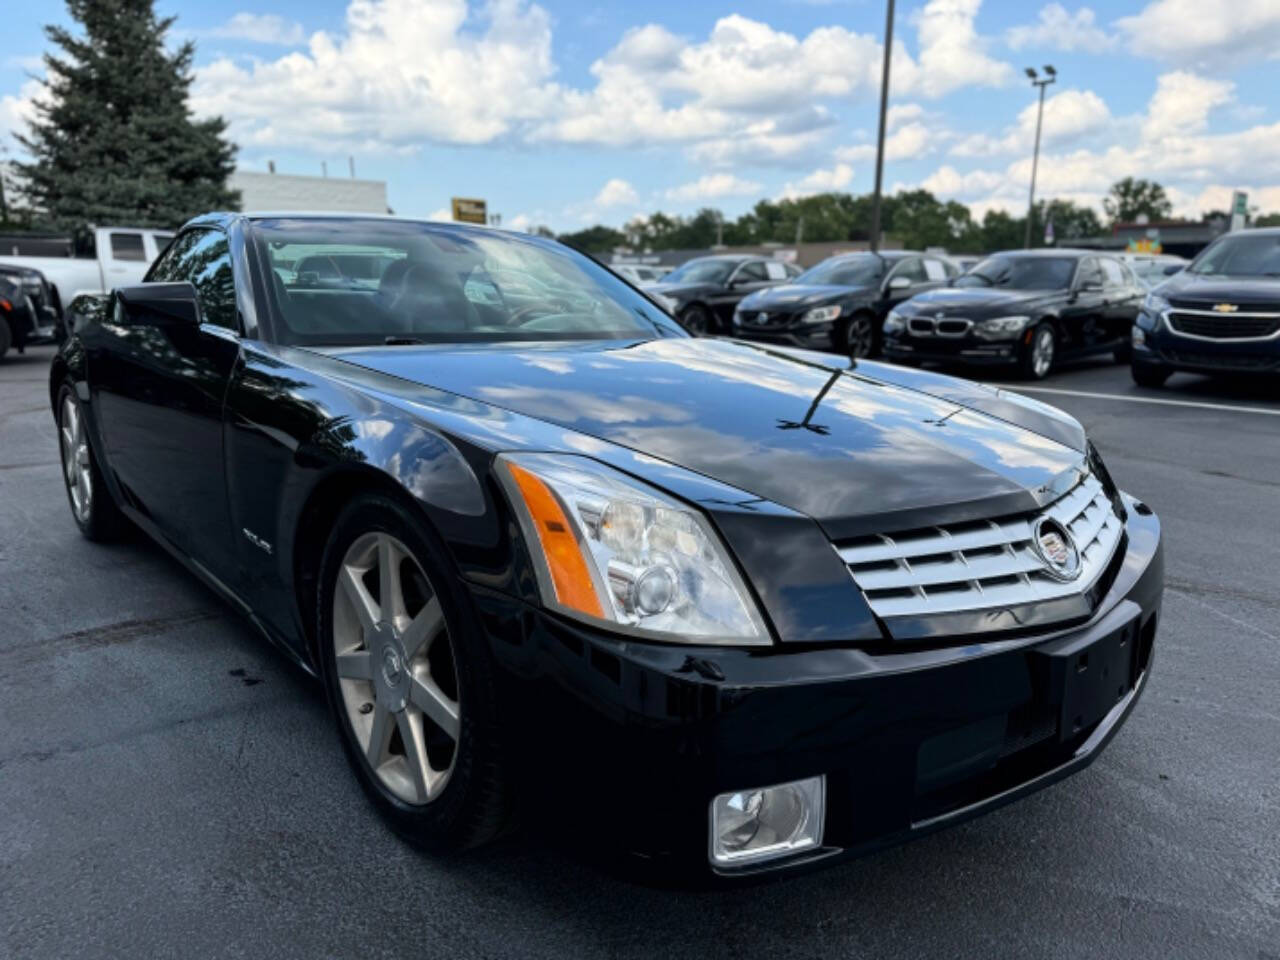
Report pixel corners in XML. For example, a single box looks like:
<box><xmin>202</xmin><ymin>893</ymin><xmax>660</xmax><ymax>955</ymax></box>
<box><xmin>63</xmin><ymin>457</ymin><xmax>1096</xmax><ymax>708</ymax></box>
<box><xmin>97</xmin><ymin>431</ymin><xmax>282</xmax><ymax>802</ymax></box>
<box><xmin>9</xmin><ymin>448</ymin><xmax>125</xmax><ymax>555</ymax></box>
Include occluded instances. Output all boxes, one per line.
<box><xmin>0</xmin><ymin>226</ymin><xmax>174</xmax><ymax>315</ymax></box>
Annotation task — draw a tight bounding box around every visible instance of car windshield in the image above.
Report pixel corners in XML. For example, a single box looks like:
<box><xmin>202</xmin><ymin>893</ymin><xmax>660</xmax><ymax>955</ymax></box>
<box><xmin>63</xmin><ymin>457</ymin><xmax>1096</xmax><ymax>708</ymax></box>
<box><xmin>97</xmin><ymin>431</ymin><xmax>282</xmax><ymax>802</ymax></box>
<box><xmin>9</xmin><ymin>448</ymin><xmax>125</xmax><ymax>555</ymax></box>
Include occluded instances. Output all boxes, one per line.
<box><xmin>1131</xmin><ymin>260</ymin><xmax>1177</xmax><ymax>283</ymax></box>
<box><xmin>794</xmin><ymin>255</ymin><xmax>883</xmax><ymax>287</ymax></box>
<box><xmin>662</xmin><ymin>259</ymin><xmax>736</xmax><ymax>285</ymax></box>
<box><xmin>253</xmin><ymin>219</ymin><xmax>681</xmax><ymax>346</ymax></box>
<box><xmin>1188</xmin><ymin>234</ymin><xmax>1280</xmax><ymax>277</ymax></box>
<box><xmin>956</xmin><ymin>256</ymin><xmax>1076</xmax><ymax>290</ymax></box>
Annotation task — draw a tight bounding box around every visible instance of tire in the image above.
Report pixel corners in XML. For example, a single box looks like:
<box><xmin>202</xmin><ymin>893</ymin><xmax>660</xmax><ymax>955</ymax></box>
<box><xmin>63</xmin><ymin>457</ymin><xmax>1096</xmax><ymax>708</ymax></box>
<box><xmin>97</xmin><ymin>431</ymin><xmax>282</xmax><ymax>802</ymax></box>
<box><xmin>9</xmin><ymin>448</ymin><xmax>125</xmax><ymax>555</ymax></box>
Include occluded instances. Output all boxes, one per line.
<box><xmin>56</xmin><ymin>383</ymin><xmax>127</xmax><ymax>541</ymax></box>
<box><xmin>0</xmin><ymin>316</ymin><xmax>11</xmax><ymax>361</ymax></box>
<box><xmin>679</xmin><ymin>304</ymin><xmax>714</xmax><ymax>336</ymax></box>
<box><xmin>1131</xmin><ymin>360</ymin><xmax>1171</xmax><ymax>388</ymax></box>
<box><xmin>1019</xmin><ymin>321</ymin><xmax>1056</xmax><ymax>380</ymax></box>
<box><xmin>842</xmin><ymin>312</ymin><xmax>878</xmax><ymax>359</ymax></box>
<box><xmin>317</xmin><ymin>493</ymin><xmax>512</xmax><ymax>853</ymax></box>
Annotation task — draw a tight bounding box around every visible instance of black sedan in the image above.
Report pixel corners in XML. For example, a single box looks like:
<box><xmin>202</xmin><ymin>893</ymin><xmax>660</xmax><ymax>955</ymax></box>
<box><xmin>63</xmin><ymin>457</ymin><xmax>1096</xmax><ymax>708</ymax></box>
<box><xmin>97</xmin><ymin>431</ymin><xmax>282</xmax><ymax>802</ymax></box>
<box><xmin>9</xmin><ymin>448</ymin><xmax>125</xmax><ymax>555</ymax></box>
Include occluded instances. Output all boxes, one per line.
<box><xmin>0</xmin><ymin>271</ymin><xmax>58</xmax><ymax>360</ymax></box>
<box><xmin>883</xmin><ymin>250</ymin><xmax>1144</xmax><ymax>378</ymax></box>
<box><xmin>647</xmin><ymin>254</ymin><xmax>797</xmax><ymax>335</ymax></box>
<box><xmin>52</xmin><ymin>213</ymin><xmax>1163</xmax><ymax>880</ymax></box>
<box><xmin>1132</xmin><ymin>228</ymin><xmax>1280</xmax><ymax>386</ymax></box>
<box><xmin>732</xmin><ymin>251</ymin><xmax>957</xmax><ymax>358</ymax></box>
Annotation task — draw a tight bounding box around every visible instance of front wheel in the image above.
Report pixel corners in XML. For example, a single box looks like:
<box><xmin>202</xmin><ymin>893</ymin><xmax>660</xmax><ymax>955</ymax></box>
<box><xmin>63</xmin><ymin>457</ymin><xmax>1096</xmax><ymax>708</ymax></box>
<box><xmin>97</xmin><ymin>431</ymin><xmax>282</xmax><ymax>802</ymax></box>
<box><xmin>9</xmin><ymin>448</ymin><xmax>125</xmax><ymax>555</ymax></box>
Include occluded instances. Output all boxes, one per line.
<box><xmin>842</xmin><ymin>313</ymin><xmax>878</xmax><ymax>359</ymax></box>
<box><xmin>0</xmin><ymin>317</ymin><xmax>11</xmax><ymax>361</ymax></box>
<box><xmin>317</xmin><ymin>494</ymin><xmax>511</xmax><ymax>852</ymax></box>
<box><xmin>679</xmin><ymin>304</ymin><xmax>714</xmax><ymax>336</ymax></box>
<box><xmin>1131</xmin><ymin>359</ymin><xmax>1171</xmax><ymax>388</ymax></box>
<box><xmin>57</xmin><ymin>384</ymin><xmax>126</xmax><ymax>541</ymax></box>
<box><xmin>1019</xmin><ymin>322</ymin><xmax>1056</xmax><ymax>380</ymax></box>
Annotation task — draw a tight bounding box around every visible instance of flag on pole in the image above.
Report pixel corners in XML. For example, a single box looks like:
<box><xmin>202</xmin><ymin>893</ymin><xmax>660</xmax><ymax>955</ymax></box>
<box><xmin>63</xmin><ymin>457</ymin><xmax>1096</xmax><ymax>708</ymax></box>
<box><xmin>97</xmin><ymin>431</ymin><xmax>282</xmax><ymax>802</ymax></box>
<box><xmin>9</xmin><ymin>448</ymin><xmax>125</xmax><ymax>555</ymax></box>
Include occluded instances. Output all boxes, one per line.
<box><xmin>1044</xmin><ymin>214</ymin><xmax>1055</xmax><ymax>246</ymax></box>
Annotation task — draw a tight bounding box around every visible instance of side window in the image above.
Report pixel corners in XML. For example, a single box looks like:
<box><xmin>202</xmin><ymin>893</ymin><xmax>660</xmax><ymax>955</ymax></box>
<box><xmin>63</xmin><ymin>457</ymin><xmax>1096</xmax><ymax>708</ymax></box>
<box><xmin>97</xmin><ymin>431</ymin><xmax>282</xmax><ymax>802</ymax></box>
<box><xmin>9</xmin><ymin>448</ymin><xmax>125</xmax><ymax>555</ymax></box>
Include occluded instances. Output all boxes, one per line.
<box><xmin>1100</xmin><ymin>259</ymin><xmax>1126</xmax><ymax>287</ymax></box>
<box><xmin>923</xmin><ymin>258</ymin><xmax>948</xmax><ymax>281</ymax></box>
<box><xmin>110</xmin><ymin>232</ymin><xmax>147</xmax><ymax>262</ymax></box>
<box><xmin>167</xmin><ymin>230</ymin><xmax>238</xmax><ymax>331</ymax></box>
<box><xmin>764</xmin><ymin>261</ymin><xmax>789</xmax><ymax>281</ymax></box>
<box><xmin>147</xmin><ymin>231</ymin><xmax>200</xmax><ymax>282</ymax></box>
<box><xmin>892</xmin><ymin>258</ymin><xmax>927</xmax><ymax>284</ymax></box>
<box><xmin>737</xmin><ymin>261</ymin><xmax>769</xmax><ymax>282</ymax></box>
<box><xmin>1077</xmin><ymin>258</ymin><xmax>1105</xmax><ymax>288</ymax></box>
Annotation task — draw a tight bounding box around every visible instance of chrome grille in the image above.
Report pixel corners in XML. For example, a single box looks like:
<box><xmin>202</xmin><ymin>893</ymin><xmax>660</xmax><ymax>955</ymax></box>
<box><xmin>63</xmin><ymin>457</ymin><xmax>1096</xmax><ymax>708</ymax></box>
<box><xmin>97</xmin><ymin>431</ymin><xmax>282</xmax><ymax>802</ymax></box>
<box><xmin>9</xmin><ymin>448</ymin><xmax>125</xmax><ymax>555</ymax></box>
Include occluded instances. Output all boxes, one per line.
<box><xmin>836</xmin><ymin>474</ymin><xmax>1123</xmax><ymax>619</ymax></box>
<box><xmin>1165</xmin><ymin>310</ymin><xmax>1280</xmax><ymax>340</ymax></box>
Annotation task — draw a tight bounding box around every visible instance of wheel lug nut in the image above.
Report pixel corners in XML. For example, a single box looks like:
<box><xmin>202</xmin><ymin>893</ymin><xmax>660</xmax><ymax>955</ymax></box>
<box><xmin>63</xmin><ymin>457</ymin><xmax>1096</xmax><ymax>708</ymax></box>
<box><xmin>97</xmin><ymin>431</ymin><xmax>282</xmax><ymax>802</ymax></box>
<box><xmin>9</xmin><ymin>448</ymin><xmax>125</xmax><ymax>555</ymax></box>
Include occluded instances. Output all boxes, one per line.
<box><xmin>358</xmin><ymin>702</ymin><xmax>374</xmax><ymax>715</ymax></box>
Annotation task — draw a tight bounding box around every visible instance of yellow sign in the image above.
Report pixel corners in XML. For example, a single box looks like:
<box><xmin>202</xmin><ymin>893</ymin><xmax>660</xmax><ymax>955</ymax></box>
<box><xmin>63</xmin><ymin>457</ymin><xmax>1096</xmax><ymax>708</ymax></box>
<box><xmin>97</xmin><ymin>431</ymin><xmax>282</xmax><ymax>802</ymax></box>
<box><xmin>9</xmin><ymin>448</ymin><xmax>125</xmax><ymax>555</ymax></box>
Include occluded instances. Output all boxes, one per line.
<box><xmin>451</xmin><ymin>197</ymin><xmax>488</xmax><ymax>225</ymax></box>
<box><xmin>1126</xmin><ymin>237</ymin><xmax>1163</xmax><ymax>254</ymax></box>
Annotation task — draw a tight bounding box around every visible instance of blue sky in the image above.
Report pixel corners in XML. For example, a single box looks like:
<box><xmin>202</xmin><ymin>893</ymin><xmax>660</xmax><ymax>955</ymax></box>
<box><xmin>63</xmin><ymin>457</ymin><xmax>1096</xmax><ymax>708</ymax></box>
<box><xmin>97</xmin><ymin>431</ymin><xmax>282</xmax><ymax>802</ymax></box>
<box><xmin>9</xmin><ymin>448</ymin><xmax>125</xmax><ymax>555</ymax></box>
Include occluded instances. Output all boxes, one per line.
<box><xmin>4</xmin><ymin>0</ymin><xmax>1280</xmax><ymax>231</ymax></box>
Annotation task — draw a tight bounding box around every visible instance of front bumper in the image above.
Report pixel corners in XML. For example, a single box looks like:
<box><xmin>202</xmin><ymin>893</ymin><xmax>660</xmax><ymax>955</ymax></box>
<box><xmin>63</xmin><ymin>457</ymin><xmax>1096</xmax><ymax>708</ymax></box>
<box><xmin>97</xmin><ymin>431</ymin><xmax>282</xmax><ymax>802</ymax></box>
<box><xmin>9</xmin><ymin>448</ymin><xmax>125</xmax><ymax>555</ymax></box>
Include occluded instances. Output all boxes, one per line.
<box><xmin>1138</xmin><ymin>316</ymin><xmax>1280</xmax><ymax>374</ymax></box>
<box><xmin>470</xmin><ymin>497</ymin><xmax>1162</xmax><ymax>881</ymax></box>
<box><xmin>733</xmin><ymin>318</ymin><xmax>838</xmax><ymax>352</ymax></box>
<box><xmin>884</xmin><ymin>332</ymin><xmax>1021</xmax><ymax>366</ymax></box>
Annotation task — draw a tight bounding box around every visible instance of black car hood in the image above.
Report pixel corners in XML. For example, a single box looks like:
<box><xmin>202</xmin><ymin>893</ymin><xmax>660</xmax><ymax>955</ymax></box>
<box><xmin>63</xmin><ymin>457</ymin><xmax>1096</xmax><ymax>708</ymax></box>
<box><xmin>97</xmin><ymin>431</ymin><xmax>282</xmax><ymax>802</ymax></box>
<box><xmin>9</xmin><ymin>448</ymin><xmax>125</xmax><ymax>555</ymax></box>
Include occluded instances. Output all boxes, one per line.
<box><xmin>1157</xmin><ymin>272</ymin><xmax>1280</xmax><ymax>306</ymax></box>
<box><xmin>902</xmin><ymin>287</ymin><xmax>1057</xmax><ymax>317</ymax></box>
<box><xmin>323</xmin><ymin>338</ymin><xmax>1085</xmax><ymax>539</ymax></box>
<box><xmin>647</xmin><ymin>281</ymin><xmax>717</xmax><ymax>301</ymax></box>
<box><xmin>741</xmin><ymin>284</ymin><xmax>871</xmax><ymax>311</ymax></box>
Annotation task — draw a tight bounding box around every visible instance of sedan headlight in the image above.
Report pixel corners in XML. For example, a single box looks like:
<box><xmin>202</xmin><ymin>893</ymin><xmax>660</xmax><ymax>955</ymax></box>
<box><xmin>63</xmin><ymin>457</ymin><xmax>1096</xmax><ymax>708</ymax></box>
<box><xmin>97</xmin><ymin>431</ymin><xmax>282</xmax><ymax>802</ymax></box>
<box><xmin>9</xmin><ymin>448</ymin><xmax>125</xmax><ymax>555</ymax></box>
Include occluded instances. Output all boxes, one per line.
<box><xmin>498</xmin><ymin>453</ymin><xmax>769</xmax><ymax>645</ymax></box>
<box><xmin>883</xmin><ymin>310</ymin><xmax>906</xmax><ymax>335</ymax></box>
<box><xmin>1139</xmin><ymin>291</ymin><xmax>1169</xmax><ymax>329</ymax></box>
<box><xmin>799</xmin><ymin>304</ymin><xmax>842</xmax><ymax>324</ymax></box>
<box><xmin>973</xmin><ymin>315</ymin><xmax>1031</xmax><ymax>340</ymax></box>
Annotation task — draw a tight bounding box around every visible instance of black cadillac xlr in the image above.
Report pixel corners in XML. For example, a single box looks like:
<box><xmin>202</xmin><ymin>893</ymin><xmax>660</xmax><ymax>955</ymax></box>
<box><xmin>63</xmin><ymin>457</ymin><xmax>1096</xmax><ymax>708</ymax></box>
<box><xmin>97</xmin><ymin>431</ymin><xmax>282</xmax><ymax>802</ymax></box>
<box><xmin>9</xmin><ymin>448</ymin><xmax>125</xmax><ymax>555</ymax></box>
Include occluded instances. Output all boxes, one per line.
<box><xmin>883</xmin><ymin>250</ymin><xmax>1143</xmax><ymax>378</ymax></box>
<box><xmin>1131</xmin><ymin>227</ymin><xmax>1280</xmax><ymax>386</ymax></box>
<box><xmin>51</xmin><ymin>213</ymin><xmax>1163</xmax><ymax>880</ymax></box>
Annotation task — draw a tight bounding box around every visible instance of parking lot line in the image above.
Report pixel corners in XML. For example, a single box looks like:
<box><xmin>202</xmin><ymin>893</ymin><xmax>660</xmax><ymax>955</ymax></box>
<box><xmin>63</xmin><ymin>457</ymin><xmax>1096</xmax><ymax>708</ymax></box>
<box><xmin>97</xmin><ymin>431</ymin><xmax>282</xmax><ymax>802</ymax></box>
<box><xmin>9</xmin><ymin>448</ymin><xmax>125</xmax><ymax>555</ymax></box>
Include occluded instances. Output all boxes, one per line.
<box><xmin>989</xmin><ymin>384</ymin><xmax>1280</xmax><ymax>417</ymax></box>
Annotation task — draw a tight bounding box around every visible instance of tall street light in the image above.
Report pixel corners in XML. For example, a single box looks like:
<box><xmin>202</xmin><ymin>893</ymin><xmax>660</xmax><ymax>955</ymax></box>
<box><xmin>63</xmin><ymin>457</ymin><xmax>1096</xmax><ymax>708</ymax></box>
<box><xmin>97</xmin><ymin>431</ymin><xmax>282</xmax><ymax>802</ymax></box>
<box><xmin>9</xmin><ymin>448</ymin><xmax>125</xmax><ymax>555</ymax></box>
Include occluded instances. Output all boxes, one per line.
<box><xmin>1023</xmin><ymin>64</ymin><xmax>1056</xmax><ymax>249</ymax></box>
<box><xmin>868</xmin><ymin>0</ymin><xmax>895</xmax><ymax>254</ymax></box>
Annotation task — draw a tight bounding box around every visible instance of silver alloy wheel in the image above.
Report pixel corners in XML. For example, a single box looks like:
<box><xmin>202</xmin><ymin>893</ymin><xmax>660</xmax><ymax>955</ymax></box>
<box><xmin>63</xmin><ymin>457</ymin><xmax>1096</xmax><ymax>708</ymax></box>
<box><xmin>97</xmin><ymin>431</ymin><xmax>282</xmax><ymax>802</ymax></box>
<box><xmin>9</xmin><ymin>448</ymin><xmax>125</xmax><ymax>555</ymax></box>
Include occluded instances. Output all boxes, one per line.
<box><xmin>333</xmin><ymin>531</ymin><xmax>461</xmax><ymax>805</ymax></box>
<box><xmin>846</xmin><ymin>315</ymin><xmax>873</xmax><ymax>358</ymax></box>
<box><xmin>60</xmin><ymin>395</ymin><xmax>92</xmax><ymax>523</ymax></box>
<box><xmin>681</xmin><ymin>306</ymin><xmax>710</xmax><ymax>335</ymax></box>
<box><xmin>1032</xmin><ymin>326</ymin><xmax>1055</xmax><ymax>378</ymax></box>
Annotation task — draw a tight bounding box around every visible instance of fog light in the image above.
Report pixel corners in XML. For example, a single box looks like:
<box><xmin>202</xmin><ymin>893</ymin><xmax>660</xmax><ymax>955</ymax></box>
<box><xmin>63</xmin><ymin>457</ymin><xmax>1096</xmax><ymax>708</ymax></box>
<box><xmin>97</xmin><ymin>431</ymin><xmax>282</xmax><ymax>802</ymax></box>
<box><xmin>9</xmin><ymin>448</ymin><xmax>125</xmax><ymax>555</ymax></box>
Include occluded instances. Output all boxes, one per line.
<box><xmin>709</xmin><ymin>775</ymin><xmax>825</xmax><ymax>867</ymax></box>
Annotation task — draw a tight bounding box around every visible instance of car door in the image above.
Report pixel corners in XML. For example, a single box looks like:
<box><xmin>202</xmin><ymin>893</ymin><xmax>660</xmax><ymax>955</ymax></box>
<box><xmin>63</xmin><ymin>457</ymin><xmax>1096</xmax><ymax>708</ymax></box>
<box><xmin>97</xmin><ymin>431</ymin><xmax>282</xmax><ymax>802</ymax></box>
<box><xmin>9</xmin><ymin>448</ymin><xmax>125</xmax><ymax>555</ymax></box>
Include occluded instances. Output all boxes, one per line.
<box><xmin>91</xmin><ymin>227</ymin><xmax>242</xmax><ymax>578</ymax></box>
<box><xmin>103</xmin><ymin>230</ymin><xmax>151</xmax><ymax>287</ymax></box>
<box><xmin>1105</xmin><ymin>258</ymin><xmax>1143</xmax><ymax>334</ymax></box>
<box><xmin>1062</xmin><ymin>257</ymin><xmax>1108</xmax><ymax>350</ymax></box>
<box><xmin>715</xmin><ymin>260</ymin><xmax>772</xmax><ymax>324</ymax></box>
<box><xmin>881</xmin><ymin>257</ymin><xmax>931</xmax><ymax>312</ymax></box>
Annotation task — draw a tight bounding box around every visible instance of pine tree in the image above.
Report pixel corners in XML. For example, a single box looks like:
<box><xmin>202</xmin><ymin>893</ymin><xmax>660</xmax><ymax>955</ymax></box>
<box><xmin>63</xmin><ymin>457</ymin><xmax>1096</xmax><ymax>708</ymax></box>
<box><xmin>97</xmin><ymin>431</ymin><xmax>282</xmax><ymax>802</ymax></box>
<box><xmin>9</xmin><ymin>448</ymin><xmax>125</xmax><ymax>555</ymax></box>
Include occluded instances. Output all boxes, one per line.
<box><xmin>15</xmin><ymin>0</ymin><xmax>239</xmax><ymax>229</ymax></box>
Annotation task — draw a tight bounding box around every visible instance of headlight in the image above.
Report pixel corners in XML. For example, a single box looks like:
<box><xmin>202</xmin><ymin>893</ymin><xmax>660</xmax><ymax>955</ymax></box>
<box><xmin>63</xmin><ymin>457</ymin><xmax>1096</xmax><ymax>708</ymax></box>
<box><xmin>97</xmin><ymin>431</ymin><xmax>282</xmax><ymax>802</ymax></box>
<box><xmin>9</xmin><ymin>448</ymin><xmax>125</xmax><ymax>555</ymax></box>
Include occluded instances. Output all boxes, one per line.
<box><xmin>498</xmin><ymin>453</ymin><xmax>769</xmax><ymax>645</ymax></box>
<box><xmin>974</xmin><ymin>315</ymin><xmax>1031</xmax><ymax>340</ymax></box>
<box><xmin>799</xmin><ymin>304</ymin><xmax>842</xmax><ymax>324</ymax></box>
<box><xmin>883</xmin><ymin>310</ymin><xmax>906</xmax><ymax>335</ymax></box>
<box><xmin>1143</xmin><ymin>291</ymin><xmax>1169</xmax><ymax>313</ymax></box>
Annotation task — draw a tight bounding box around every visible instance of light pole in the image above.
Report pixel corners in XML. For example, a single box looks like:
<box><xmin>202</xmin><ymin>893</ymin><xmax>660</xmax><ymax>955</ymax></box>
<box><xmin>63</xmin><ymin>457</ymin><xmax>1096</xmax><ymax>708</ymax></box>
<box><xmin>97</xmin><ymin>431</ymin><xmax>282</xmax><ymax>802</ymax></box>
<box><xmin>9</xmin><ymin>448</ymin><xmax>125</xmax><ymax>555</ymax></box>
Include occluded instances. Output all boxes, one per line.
<box><xmin>1023</xmin><ymin>65</ymin><xmax>1056</xmax><ymax>249</ymax></box>
<box><xmin>868</xmin><ymin>0</ymin><xmax>895</xmax><ymax>253</ymax></box>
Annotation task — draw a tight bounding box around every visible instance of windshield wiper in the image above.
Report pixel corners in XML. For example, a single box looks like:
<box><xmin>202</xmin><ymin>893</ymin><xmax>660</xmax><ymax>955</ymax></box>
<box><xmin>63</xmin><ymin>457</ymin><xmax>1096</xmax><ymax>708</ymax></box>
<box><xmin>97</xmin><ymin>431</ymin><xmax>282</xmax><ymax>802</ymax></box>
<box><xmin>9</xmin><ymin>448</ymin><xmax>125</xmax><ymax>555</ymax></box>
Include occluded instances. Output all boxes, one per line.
<box><xmin>384</xmin><ymin>335</ymin><xmax>427</xmax><ymax>345</ymax></box>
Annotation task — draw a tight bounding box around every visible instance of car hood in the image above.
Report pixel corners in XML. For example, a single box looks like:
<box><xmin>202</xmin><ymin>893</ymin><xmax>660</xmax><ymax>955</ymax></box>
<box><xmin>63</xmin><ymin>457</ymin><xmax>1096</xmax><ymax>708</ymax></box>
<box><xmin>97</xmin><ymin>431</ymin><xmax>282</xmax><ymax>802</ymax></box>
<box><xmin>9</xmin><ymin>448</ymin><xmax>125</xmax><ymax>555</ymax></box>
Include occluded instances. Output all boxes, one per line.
<box><xmin>901</xmin><ymin>287</ymin><xmax>1058</xmax><ymax>316</ymax></box>
<box><xmin>647</xmin><ymin>281</ymin><xmax>716</xmax><ymax>301</ymax></box>
<box><xmin>1157</xmin><ymin>272</ymin><xmax>1280</xmax><ymax>307</ymax></box>
<box><xmin>741</xmin><ymin>284</ymin><xmax>871</xmax><ymax>311</ymax></box>
<box><xmin>322</xmin><ymin>338</ymin><xmax>1086</xmax><ymax>539</ymax></box>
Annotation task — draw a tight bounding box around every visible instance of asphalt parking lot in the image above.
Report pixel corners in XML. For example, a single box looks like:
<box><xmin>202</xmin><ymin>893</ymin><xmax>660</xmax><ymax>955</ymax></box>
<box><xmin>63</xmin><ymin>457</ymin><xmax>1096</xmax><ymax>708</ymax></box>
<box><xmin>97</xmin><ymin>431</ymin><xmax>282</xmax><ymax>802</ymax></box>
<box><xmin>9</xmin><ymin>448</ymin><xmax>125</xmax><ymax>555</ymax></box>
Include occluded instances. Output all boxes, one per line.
<box><xmin>2</xmin><ymin>344</ymin><xmax>1278</xmax><ymax>960</ymax></box>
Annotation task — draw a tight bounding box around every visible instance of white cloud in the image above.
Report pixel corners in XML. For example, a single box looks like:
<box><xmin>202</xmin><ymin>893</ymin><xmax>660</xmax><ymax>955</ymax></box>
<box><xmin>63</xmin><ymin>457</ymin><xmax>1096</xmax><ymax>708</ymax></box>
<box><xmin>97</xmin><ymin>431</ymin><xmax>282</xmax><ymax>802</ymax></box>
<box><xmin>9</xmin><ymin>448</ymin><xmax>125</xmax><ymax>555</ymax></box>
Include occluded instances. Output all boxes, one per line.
<box><xmin>780</xmin><ymin>162</ymin><xmax>854</xmax><ymax>199</ymax></box>
<box><xmin>896</xmin><ymin>0</ymin><xmax>1013</xmax><ymax>98</ymax></box>
<box><xmin>594</xmin><ymin>178</ymin><xmax>639</xmax><ymax>208</ymax></box>
<box><xmin>664</xmin><ymin>173</ymin><xmax>763</xmax><ymax>203</ymax></box>
<box><xmin>209</xmin><ymin>13</ymin><xmax>306</xmax><ymax>45</ymax></box>
<box><xmin>192</xmin><ymin>0</ymin><xmax>559</xmax><ymax>152</ymax></box>
<box><xmin>1141</xmin><ymin>71</ymin><xmax>1233</xmax><ymax>141</ymax></box>
<box><xmin>887</xmin><ymin>103</ymin><xmax>926</xmax><ymax>130</ymax></box>
<box><xmin>1005</xmin><ymin>5</ymin><xmax>1115</xmax><ymax>52</ymax></box>
<box><xmin>0</xmin><ymin>78</ymin><xmax>40</xmax><ymax>149</ymax></box>
<box><xmin>950</xmin><ymin>88</ymin><xmax>1112</xmax><ymax>156</ymax></box>
<box><xmin>837</xmin><ymin>121</ymin><xmax>935</xmax><ymax>164</ymax></box>
<box><xmin>1117</xmin><ymin>0</ymin><xmax>1280</xmax><ymax>65</ymax></box>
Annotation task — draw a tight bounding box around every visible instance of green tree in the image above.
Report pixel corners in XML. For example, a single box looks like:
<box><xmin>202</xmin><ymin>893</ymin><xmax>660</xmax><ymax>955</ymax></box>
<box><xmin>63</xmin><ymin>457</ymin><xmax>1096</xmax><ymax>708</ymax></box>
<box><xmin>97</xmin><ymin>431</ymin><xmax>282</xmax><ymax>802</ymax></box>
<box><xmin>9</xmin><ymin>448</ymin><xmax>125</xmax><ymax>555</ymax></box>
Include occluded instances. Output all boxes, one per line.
<box><xmin>558</xmin><ymin>224</ymin><xmax>625</xmax><ymax>254</ymax></box>
<box><xmin>1034</xmin><ymin>199</ymin><xmax>1103</xmax><ymax>244</ymax></box>
<box><xmin>1254</xmin><ymin>212</ymin><xmax>1280</xmax><ymax>227</ymax></box>
<box><xmin>16</xmin><ymin>0</ymin><xmax>238</xmax><ymax>229</ymax></box>
<box><xmin>1102</xmin><ymin>177</ymin><xmax>1172</xmax><ymax>225</ymax></box>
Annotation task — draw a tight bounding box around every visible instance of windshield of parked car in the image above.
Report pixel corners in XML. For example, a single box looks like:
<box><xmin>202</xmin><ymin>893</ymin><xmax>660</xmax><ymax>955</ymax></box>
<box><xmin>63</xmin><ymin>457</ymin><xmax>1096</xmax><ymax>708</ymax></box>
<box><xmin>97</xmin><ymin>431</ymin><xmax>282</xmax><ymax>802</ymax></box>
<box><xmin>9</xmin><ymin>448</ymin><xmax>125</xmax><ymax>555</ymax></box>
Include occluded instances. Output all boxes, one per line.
<box><xmin>252</xmin><ymin>219</ymin><xmax>682</xmax><ymax>346</ymax></box>
<box><xmin>1188</xmin><ymin>233</ymin><xmax>1280</xmax><ymax>277</ymax></box>
<box><xmin>1131</xmin><ymin>259</ymin><xmax>1180</xmax><ymax>284</ymax></box>
<box><xmin>955</xmin><ymin>256</ymin><xmax>1076</xmax><ymax>290</ymax></box>
<box><xmin>794</xmin><ymin>255</ymin><xmax>883</xmax><ymax>287</ymax></box>
<box><xmin>661</xmin><ymin>259</ymin><xmax>736</xmax><ymax>285</ymax></box>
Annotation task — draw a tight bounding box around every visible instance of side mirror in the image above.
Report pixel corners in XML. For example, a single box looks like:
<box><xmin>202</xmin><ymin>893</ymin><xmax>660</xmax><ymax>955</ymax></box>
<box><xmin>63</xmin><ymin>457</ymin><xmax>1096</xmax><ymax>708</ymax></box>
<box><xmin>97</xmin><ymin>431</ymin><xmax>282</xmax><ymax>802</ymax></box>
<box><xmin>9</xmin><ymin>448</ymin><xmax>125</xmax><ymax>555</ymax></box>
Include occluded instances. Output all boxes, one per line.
<box><xmin>888</xmin><ymin>276</ymin><xmax>912</xmax><ymax>291</ymax></box>
<box><xmin>1163</xmin><ymin>264</ymin><xmax>1183</xmax><ymax>276</ymax></box>
<box><xmin>115</xmin><ymin>282</ymin><xmax>200</xmax><ymax>328</ymax></box>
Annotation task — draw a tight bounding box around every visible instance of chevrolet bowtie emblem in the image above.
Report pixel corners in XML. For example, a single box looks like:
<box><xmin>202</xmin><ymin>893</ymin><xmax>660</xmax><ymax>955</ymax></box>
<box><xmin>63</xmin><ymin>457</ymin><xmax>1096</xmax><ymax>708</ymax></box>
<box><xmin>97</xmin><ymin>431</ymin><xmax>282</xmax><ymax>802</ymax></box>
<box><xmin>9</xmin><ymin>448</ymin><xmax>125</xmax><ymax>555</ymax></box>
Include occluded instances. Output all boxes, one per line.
<box><xmin>1212</xmin><ymin>303</ymin><xmax>1238</xmax><ymax>313</ymax></box>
